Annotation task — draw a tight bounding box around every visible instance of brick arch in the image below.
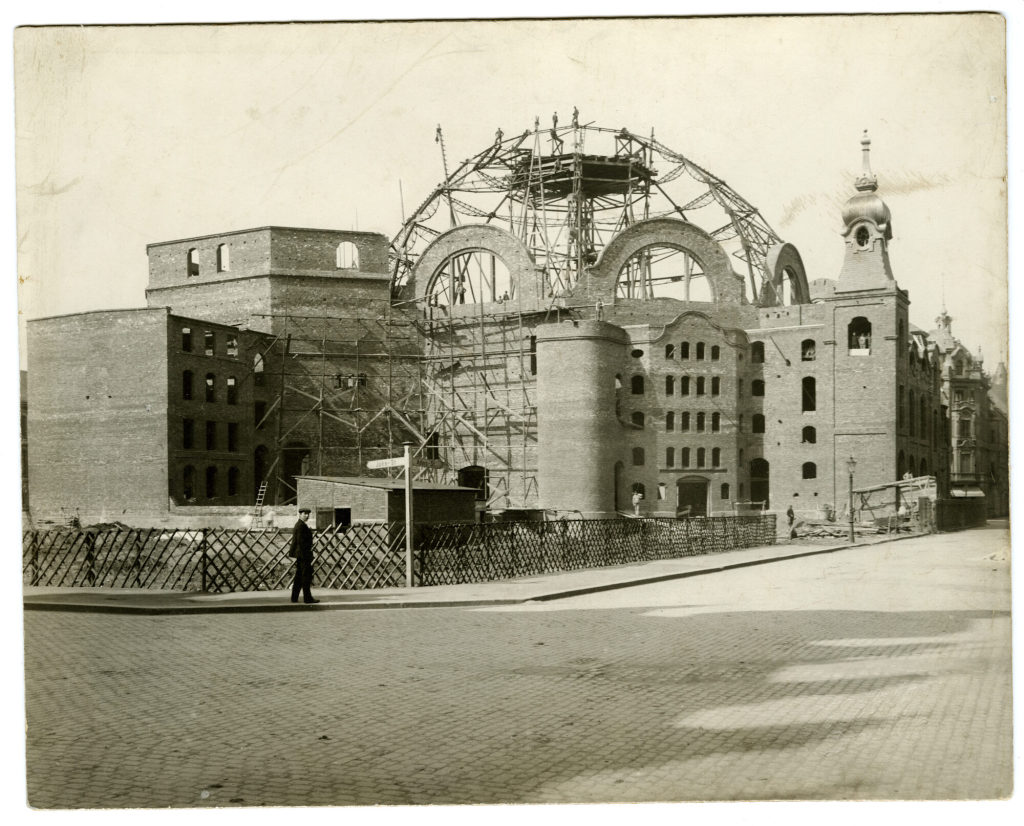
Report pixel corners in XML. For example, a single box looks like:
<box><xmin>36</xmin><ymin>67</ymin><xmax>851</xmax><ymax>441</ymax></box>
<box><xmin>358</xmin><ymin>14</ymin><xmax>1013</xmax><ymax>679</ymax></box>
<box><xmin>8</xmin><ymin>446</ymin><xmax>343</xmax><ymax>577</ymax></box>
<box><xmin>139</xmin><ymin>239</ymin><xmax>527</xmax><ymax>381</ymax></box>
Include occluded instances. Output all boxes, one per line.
<box><xmin>763</xmin><ymin>243</ymin><xmax>811</xmax><ymax>306</ymax></box>
<box><xmin>589</xmin><ymin>218</ymin><xmax>744</xmax><ymax>304</ymax></box>
<box><xmin>407</xmin><ymin>225</ymin><xmax>542</xmax><ymax>306</ymax></box>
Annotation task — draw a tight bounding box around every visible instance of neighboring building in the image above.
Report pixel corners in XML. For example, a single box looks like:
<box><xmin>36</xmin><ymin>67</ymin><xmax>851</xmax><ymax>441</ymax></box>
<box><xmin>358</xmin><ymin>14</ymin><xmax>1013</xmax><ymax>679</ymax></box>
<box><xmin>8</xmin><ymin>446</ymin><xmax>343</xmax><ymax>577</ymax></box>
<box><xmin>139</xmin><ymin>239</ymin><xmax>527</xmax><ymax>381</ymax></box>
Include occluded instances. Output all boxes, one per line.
<box><xmin>929</xmin><ymin>310</ymin><xmax>1009</xmax><ymax>516</ymax></box>
<box><xmin>25</xmin><ymin>123</ymin><xmax>992</xmax><ymax>526</ymax></box>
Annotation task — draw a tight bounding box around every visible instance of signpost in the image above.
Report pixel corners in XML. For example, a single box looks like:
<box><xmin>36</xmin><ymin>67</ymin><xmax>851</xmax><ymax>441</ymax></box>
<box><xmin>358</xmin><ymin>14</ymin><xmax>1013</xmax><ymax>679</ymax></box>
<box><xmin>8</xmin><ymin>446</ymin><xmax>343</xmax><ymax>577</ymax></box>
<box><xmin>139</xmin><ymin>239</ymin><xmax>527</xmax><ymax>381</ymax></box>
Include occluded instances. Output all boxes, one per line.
<box><xmin>367</xmin><ymin>444</ymin><xmax>414</xmax><ymax>587</ymax></box>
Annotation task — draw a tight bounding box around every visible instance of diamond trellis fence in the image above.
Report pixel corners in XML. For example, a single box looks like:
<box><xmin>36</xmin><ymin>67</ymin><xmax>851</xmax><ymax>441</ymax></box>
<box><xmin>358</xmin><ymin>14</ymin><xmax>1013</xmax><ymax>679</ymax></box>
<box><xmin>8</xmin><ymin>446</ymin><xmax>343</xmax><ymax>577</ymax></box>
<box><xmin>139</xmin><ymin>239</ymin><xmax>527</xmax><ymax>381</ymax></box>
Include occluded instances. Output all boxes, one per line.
<box><xmin>23</xmin><ymin>515</ymin><xmax>775</xmax><ymax>594</ymax></box>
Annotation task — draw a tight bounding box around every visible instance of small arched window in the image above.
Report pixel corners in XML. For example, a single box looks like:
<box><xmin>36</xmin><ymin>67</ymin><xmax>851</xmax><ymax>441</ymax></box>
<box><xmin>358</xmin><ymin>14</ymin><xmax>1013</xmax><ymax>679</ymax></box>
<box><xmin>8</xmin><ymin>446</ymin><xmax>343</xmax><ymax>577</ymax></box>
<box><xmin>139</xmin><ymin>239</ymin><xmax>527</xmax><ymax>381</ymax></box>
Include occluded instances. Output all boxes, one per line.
<box><xmin>752</xmin><ymin>379</ymin><xmax>765</xmax><ymax>397</ymax></box>
<box><xmin>227</xmin><ymin>467</ymin><xmax>240</xmax><ymax>497</ymax></box>
<box><xmin>631</xmin><ymin>411</ymin><xmax>645</xmax><ymax>429</ymax></box>
<box><xmin>711</xmin><ymin>345</ymin><xmax>720</xmax><ymax>361</ymax></box>
<box><xmin>802</xmin><ymin>425</ymin><xmax>816</xmax><ymax>444</ymax></box>
<box><xmin>666</xmin><ymin>447</ymin><xmax>675</xmax><ymax>467</ymax></box>
<box><xmin>696</xmin><ymin>377</ymin><xmax>706</xmax><ymax>396</ymax></box>
<box><xmin>681</xmin><ymin>376</ymin><xmax>690</xmax><ymax>396</ymax></box>
<box><xmin>696</xmin><ymin>342</ymin><xmax>705</xmax><ymax>360</ymax></box>
<box><xmin>681</xmin><ymin>342</ymin><xmax>690</xmax><ymax>360</ymax></box>
<box><xmin>720</xmin><ymin>483</ymin><xmax>730</xmax><ymax>500</ymax></box>
<box><xmin>711</xmin><ymin>412</ymin><xmax>720</xmax><ymax>432</ymax></box>
<box><xmin>226</xmin><ymin>377</ymin><xmax>237</xmax><ymax>405</ymax></box>
<box><xmin>681</xmin><ymin>412</ymin><xmax>691</xmax><ymax>432</ymax></box>
<box><xmin>666</xmin><ymin>411</ymin><xmax>675</xmax><ymax>432</ymax></box>
<box><xmin>802</xmin><ymin>462</ymin><xmax>817</xmax><ymax>479</ymax></box>
<box><xmin>751</xmin><ymin>342</ymin><xmax>765</xmax><ymax>363</ymax></box>
<box><xmin>848</xmin><ymin>317</ymin><xmax>872</xmax><ymax>352</ymax></box>
<box><xmin>254</xmin><ymin>353</ymin><xmax>265</xmax><ymax>387</ymax></box>
<box><xmin>632</xmin><ymin>447</ymin><xmax>645</xmax><ymax>466</ymax></box>
<box><xmin>712</xmin><ymin>447</ymin><xmax>721</xmax><ymax>467</ymax></box>
<box><xmin>801</xmin><ymin>339</ymin><xmax>816</xmax><ymax>361</ymax></box>
<box><xmin>205</xmin><ymin>466</ymin><xmax>217</xmax><ymax>499</ymax></box>
<box><xmin>187</xmin><ymin>248</ymin><xmax>199</xmax><ymax>277</ymax></box>
<box><xmin>631</xmin><ymin>375</ymin><xmax>645</xmax><ymax>395</ymax></box>
<box><xmin>802</xmin><ymin>377</ymin><xmax>816</xmax><ymax>412</ymax></box>
<box><xmin>336</xmin><ymin>241</ymin><xmax>360</xmax><ymax>269</ymax></box>
<box><xmin>205</xmin><ymin>373</ymin><xmax>216</xmax><ymax>403</ymax></box>
<box><xmin>752</xmin><ymin>414</ymin><xmax>766</xmax><ymax>434</ymax></box>
<box><xmin>711</xmin><ymin>377</ymin><xmax>721</xmax><ymax>396</ymax></box>
<box><xmin>204</xmin><ymin>331</ymin><xmax>215</xmax><ymax>357</ymax></box>
<box><xmin>665</xmin><ymin>344</ymin><xmax>675</xmax><ymax>359</ymax></box>
<box><xmin>216</xmin><ymin>244</ymin><xmax>230</xmax><ymax>272</ymax></box>
<box><xmin>181</xmin><ymin>327</ymin><xmax>192</xmax><ymax>352</ymax></box>
<box><xmin>631</xmin><ymin>482</ymin><xmax>646</xmax><ymax>496</ymax></box>
<box><xmin>697</xmin><ymin>447</ymin><xmax>706</xmax><ymax>468</ymax></box>
<box><xmin>182</xmin><ymin>370</ymin><xmax>194</xmax><ymax>401</ymax></box>
<box><xmin>682</xmin><ymin>448</ymin><xmax>691</xmax><ymax>467</ymax></box>
<box><xmin>696</xmin><ymin>412</ymin><xmax>706</xmax><ymax>432</ymax></box>
<box><xmin>665</xmin><ymin>376</ymin><xmax>675</xmax><ymax>396</ymax></box>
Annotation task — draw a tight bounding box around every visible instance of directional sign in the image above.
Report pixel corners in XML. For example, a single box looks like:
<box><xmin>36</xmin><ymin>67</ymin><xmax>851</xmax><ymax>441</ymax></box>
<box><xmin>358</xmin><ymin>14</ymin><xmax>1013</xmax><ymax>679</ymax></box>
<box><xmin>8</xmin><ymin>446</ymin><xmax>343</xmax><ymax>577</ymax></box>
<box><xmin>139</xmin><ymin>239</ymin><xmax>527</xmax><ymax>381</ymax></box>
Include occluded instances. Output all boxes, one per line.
<box><xmin>367</xmin><ymin>456</ymin><xmax>407</xmax><ymax>470</ymax></box>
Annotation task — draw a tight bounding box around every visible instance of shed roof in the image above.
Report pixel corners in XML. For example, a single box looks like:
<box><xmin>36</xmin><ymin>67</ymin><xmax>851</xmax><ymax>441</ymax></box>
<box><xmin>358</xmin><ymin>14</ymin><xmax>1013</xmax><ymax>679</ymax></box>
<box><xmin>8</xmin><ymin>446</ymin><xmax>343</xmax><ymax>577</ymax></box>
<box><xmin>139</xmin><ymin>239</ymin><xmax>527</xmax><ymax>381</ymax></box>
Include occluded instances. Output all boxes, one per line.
<box><xmin>297</xmin><ymin>475</ymin><xmax>477</xmax><ymax>492</ymax></box>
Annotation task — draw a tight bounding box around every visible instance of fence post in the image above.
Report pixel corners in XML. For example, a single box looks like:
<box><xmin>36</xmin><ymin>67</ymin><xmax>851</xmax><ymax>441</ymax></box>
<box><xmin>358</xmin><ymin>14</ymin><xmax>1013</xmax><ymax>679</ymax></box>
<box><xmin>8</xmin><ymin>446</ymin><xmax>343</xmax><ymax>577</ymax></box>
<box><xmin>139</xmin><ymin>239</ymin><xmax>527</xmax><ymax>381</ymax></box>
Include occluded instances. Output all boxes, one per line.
<box><xmin>85</xmin><ymin>531</ymin><xmax>96</xmax><ymax>586</ymax></box>
<box><xmin>29</xmin><ymin>531</ymin><xmax>38</xmax><ymax>586</ymax></box>
<box><xmin>200</xmin><ymin>529</ymin><xmax>208</xmax><ymax>592</ymax></box>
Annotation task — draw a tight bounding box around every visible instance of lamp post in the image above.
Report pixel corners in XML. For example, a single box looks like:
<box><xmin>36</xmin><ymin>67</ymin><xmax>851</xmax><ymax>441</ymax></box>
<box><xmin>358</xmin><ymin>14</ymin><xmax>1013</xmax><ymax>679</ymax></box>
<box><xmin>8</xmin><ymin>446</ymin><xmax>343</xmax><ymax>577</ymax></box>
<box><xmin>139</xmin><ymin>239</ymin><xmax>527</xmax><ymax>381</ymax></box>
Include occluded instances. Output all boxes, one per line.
<box><xmin>847</xmin><ymin>456</ymin><xmax>857</xmax><ymax>544</ymax></box>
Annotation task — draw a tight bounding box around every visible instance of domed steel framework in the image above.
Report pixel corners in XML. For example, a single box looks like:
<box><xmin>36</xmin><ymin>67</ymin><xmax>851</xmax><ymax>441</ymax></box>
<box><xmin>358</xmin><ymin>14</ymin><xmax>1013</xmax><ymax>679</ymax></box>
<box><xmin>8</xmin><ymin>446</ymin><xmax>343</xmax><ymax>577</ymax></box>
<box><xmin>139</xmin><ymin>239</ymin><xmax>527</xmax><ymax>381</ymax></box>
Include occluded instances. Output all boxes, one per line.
<box><xmin>392</xmin><ymin>114</ymin><xmax>790</xmax><ymax>305</ymax></box>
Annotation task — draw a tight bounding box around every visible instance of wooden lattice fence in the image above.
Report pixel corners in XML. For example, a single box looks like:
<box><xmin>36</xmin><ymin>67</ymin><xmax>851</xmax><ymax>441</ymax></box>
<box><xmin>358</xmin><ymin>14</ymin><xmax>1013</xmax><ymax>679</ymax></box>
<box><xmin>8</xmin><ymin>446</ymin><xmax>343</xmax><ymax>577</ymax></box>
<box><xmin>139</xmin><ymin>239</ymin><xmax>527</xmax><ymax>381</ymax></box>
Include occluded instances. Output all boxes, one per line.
<box><xmin>23</xmin><ymin>515</ymin><xmax>775</xmax><ymax>594</ymax></box>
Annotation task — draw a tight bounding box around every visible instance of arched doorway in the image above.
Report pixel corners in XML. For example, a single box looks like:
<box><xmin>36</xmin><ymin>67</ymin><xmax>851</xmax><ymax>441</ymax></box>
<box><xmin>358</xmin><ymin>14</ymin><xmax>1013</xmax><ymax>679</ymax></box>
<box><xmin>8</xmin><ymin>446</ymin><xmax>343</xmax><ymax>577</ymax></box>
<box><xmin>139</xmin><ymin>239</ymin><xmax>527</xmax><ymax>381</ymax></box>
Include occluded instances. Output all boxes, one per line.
<box><xmin>676</xmin><ymin>477</ymin><xmax>709</xmax><ymax>517</ymax></box>
<box><xmin>750</xmin><ymin>458</ymin><xmax>770</xmax><ymax>508</ymax></box>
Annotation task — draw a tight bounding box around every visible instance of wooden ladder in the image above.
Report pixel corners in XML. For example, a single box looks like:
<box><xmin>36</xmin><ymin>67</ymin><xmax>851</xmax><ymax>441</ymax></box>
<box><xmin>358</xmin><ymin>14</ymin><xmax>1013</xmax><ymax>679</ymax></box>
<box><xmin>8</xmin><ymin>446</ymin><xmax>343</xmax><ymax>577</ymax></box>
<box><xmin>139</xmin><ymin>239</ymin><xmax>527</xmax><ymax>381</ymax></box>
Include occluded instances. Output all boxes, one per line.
<box><xmin>252</xmin><ymin>481</ymin><xmax>268</xmax><ymax>528</ymax></box>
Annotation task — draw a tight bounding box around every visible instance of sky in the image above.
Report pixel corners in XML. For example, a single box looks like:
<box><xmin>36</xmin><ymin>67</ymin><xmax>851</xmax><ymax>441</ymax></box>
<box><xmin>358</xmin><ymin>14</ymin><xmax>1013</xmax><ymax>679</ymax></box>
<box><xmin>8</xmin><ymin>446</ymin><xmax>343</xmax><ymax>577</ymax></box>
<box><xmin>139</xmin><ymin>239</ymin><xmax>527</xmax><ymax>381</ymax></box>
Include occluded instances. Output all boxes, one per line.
<box><xmin>11</xmin><ymin>13</ymin><xmax>1009</xmax><ymax>371</ymax></box>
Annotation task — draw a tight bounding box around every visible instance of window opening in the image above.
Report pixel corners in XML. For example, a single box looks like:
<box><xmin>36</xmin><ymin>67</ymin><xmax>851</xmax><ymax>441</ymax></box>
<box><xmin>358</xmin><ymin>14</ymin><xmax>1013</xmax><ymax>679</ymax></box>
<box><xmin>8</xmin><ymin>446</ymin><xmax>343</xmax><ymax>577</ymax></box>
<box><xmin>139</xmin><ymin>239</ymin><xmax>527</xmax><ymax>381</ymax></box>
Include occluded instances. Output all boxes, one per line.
<box><xmin>802</xmin><ymin>425</ymin><xmax>816</xmax><ymax>444</ymax></box>
<box><xmin>751</xmin><ymin>342</ymin><xmax>765</xmax><ymax>363</ymax></box>
<box><xmin>182</xmin><ymin>371</ymin><xmax>193</xmax><ymax>401</ymax></box>
<box><xmin>181</xmin><ymin>327</ymin><xmax>192</xmax><ymax>352</ymax></box>
<box><xmin>187</xmin><ymin>248</ymin><xmax>199</xmax><ymax>277</ymax></box>
<box><xmin>205</xmin><ymin>420</ymin><xmax>217</xmax><ymax>451</ymax></box>
<box><xmin>696</xmin><ymin>377</ymin><xmax>705</xmax><ymax>395</ymax></box>
<box><xmin>697</xmin><ymin>447</ymin><xmax>706</xmax><ymax>468</ymax></box>
<box><xmin>848</xmin><ymin>317</ymin><xmax>872</xmax><ymax>352</ymax></box>
<box><xmin>752</xmin><ymin>379</ymin><xmax>765</xmax><ymax>397</ymax></box>
<box><xmin>227</xmin><ymin>422</ymin><xmax>238</xmax><ymax>452</ymax></box>
<box><xmin>711</xmin><ymin>345</ymin><xmax>720</xmax><ymax>361</ymax></box>
<box><xmin>205</xmin><ymin>466</ymin><xmax>217</xmax><ymax>499</ymax></box>
<box><xmin>752</xmin><ymin>414</ymin><xmax>765</xmax><ymax>433</ymax></box>
<box><xmin>801</xmin><ymin>339</ymin><xmax>816</xmax><ymax>361</ymax></box>
<box><xmin>711</xmin><ymin>412</ymin><xmax>720</xmax><ymax>432</ymax></box>
<box><xmin>227</xmin><ymin>467</ymin><xmax>239</xmax><ymax>497</ymax></box>
<box><xmin>665</xmin><ymin>375</ymin><xmax>675</xmax><ymax>396</ymax></box>
<box><xmin>336</xmin><ymin>241</ymin><xmax>360</xmax><ymax>269</ymax></box>
<box><xmin>216</xmin><ymin>244</ymin><xmax>230</xmax><ymax>272</ymax></box>
<box><xmin>182</xmin><ymin>418</ymin><xmax>194</xmax><ymax>450</ymax></box>
<box><xmin>802</xmin><ymin>462</ymin><xmax>817</xmax><ymax>479</ymax></box>
<box><xmin>696</xmin><ymin>412</ymin><xmax>705</xmax><ymax>432</ymax></box>
<box><xmin>632</xmin><ymin>447</ymin><xmax>645</xmax><ymax>466</ymax></box>
<box><xmin>631</xmin><ymin>411</ymin><xmax>645</xmax><ymax>428</ymax></box>
<box><xmin>665</xmin><ymin>344</ymin><xmax>675</xmax><ymax>359</ymax></box>
<box><xmin>801</xmin><ymin>377</ymin><xmax>816</xmax><ymax>412</ymax></box>
<box><xmin>666</xmin><ymin>412</ymin><xmax>675</xmax><ymax>432</ymax></box>
<box><xmin>711</xmin><ymin>377</ymin><xmax>720</xmax><ymax>396</ymax></box>
<box><xmin>226</xmin><ymin>377</ymin><xmax>237</xmax><ymax>405</ymax></box>
<box><xmin>712</xmin><ymin>447</ymin><xmax>721</xmax><ymax>467</ymax></box>
<box><xmin>696</xmin><ymin>342</ymin><xmax>705</xmax><ymax>360</ymax></box>
<box><xmin>204</xmin><ymin>331</ymin><xmax>215</xmax><ymax>357</ymax></box>
<box><xmin>681</xmin><ymin>412</ymin><xmax>691</xmax><ymax>432</ymax></box>
<box><xmin>631</xmin><ymin>375</ymin><xmax>645</xmax><ymax>395</ymax></box>
<box><xmin>205</xmin><ymin>373</ymin><xmax>216</xmax><ymax>403</ymax></box>
<box><xmin>666</xmin><ymin>447</ymin><xmax>675</xmax><ymax>467</ymax></box>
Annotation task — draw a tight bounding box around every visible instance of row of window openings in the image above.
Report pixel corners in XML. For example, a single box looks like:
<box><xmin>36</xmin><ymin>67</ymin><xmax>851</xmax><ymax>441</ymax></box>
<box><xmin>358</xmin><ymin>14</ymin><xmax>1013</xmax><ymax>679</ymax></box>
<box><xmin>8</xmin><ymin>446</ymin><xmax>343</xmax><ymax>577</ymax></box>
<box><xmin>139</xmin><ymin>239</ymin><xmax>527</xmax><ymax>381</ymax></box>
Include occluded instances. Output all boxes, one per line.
<box><xmin>662</xmin><ymin>343</ymin><xmax>721</xmax><ymax>361</ymax></box>
<box><xmin>185</xmin><ymin>241</ymin><xmax>360</xmax><ymax>277</ymax></box>
<box><xmin>635</xmin><ymin>446</ymin><xmax>819</xmax><ymax>480</ymax></box>
<box><xmin>182</xmin><ymin>466</ymin><xmax>241</xmax><ymax>499</ymax></box>
<box><xmin>182</xmin><ymin>420</ymin><xmax>240</xmax><ymax>452</ymax></box>
<box><xmin>183</xmin><ymin>372</ymin><xmax>238</xmax><ymax>404</ymax></box>
<box><xmin>898</xmin><ymin>389</ymin><xmax>940</xmax><ymax>441</ymax></box>
<box><xmin>633</xmin><ymin>375</ymin><xmax>817</xmax><ymax>410</ymax></box>
<box><xmin>182</xmin><ymin>328</ymin><xmax>238</xmax><ymax>357</ymax></box>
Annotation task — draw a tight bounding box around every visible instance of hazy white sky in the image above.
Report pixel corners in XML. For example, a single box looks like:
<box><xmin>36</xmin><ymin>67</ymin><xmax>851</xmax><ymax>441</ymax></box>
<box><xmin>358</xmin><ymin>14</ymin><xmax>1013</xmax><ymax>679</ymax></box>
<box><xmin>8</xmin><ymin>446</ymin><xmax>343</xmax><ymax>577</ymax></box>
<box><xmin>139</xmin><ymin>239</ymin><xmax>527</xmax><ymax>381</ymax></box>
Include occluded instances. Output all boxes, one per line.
<box><xmin>13</xmin><ymin>14</ymin><xmax>1008</xmax><ymax>366</ymax></box>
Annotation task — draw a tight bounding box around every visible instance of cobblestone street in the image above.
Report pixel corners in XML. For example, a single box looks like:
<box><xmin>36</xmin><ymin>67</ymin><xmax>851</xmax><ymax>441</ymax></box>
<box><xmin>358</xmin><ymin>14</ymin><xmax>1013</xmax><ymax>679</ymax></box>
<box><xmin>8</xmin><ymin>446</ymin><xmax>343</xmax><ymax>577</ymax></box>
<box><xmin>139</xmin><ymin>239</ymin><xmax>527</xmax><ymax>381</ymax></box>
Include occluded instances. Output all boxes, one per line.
<box><xmin>23</xmin><ymin>525</ymin><xmax>1012</xmax><ymax>807</ymax></box>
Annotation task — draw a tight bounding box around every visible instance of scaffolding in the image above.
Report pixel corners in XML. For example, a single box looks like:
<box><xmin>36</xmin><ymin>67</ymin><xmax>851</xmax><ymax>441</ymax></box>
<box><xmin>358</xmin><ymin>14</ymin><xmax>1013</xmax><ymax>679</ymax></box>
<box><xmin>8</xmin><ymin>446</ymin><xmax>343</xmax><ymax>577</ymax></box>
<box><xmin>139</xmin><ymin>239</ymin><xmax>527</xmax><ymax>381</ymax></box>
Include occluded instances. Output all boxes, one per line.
<box><xmin>252</xmin><ymin>115</ymin><xmax>793</xmax><ymax>509</ymax></box>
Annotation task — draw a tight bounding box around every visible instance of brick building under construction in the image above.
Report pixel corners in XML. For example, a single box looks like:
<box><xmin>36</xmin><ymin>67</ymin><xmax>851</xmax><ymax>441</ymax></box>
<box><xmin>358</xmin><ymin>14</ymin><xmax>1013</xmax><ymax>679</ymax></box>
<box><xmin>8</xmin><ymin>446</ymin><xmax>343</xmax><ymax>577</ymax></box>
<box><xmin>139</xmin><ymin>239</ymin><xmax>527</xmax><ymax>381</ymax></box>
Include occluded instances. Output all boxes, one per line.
<box><xmin>25</xmin><ymin>118</ymin><xmax>1006</xmax><ymax>526</ymax></box>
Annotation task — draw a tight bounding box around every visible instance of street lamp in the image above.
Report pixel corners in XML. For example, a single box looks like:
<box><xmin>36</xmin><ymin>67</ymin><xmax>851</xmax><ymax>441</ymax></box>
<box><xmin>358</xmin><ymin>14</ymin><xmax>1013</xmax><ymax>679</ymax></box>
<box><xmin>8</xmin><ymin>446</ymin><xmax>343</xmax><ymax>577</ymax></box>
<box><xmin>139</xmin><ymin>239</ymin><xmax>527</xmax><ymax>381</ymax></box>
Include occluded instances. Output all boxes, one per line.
<box><xmin>847</xmin><ymin>456</ymin><xmax>857</xmax><ymax>543</ymax></box>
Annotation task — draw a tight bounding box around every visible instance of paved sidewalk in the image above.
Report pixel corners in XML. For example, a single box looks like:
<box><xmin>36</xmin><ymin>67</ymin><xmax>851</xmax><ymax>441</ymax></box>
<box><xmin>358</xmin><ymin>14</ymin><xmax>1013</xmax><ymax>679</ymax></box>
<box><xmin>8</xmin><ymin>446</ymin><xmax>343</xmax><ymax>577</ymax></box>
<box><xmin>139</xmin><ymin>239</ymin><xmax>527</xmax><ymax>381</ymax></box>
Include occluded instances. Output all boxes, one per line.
<box><xmin>23</xmin><ymin>533</ymin><xmax>918</xmax><ymax>614</ymax></box>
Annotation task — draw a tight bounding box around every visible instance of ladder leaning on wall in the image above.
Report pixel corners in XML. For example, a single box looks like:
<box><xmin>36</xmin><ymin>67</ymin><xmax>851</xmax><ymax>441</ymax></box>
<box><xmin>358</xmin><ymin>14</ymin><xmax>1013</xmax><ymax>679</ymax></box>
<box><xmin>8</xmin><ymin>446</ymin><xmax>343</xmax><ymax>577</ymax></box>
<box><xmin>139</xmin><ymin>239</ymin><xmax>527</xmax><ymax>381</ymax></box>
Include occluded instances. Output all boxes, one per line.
<box><xmin>252</xmin><ymin>481</ymin><xmax>268</xmax><ymax>529</ymax></box>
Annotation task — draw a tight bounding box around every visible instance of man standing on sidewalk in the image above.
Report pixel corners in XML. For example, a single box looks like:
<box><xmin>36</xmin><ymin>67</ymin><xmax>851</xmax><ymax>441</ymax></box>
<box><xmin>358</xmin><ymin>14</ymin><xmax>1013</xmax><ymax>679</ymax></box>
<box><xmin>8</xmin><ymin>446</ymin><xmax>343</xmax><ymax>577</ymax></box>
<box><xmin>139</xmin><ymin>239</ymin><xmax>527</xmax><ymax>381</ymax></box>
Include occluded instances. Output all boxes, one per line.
<box><xmin>289</xmin><ymin>507</ymin><xmax>320</xmax><ymax>604</ymax></box>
